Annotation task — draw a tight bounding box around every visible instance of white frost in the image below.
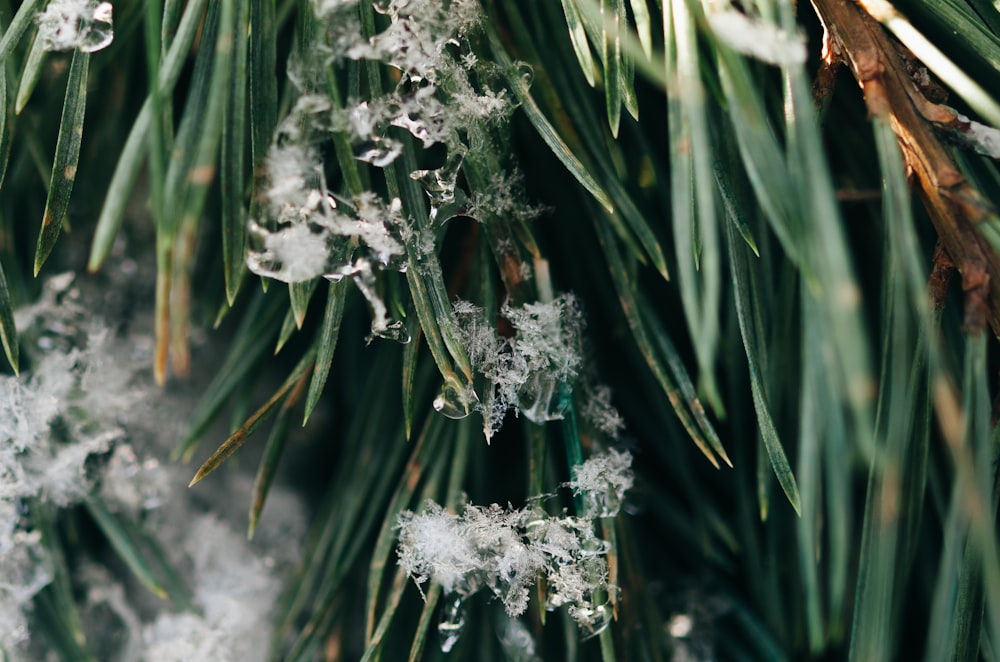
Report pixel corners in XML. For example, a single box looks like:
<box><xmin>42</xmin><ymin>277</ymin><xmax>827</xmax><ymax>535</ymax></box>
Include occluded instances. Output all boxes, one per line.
<box><xmin>247</xmin><ymin>222</ymin><xmax>331</xmax><ymax>283</ymax></box>
<box><xmin>453</xmin><ymin>294</ymin><xmax>585</xmax><ymax>439</ymax></box>
<box><xmin>396</xmin><ymin>501</ymin><xmax>481</xmax><ymax>596</ymax></box>
<box><xmin>397</xmin><ymin>488</ymin><xmax>628</xmax><ymax>634</ymax></box>
<box><xmin>35</xmin><ymin>0</ymin><xmax>114</xmax><ymax>53</ymax></box>
<box><xmin>565</xmin><ymin>449</ymin><xmax>634</xmax><ymax>518</ymax></box>
<box><xmin>580</xmin><ymin>383</ymin><xmax>625</xmax><ymax>440</ymax></box>
<box><xmin>950</xmin><ymin>110</ymin><xmax>1000</xmax><ymax>159</ymax></box>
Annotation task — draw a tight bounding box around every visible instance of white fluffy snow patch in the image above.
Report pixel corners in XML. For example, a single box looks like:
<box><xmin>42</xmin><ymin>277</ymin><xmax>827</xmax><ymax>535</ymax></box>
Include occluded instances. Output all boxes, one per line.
<box><xmin>565</xmin><ymin>449</ymin><xmax>634</xmax><ymax>518</ymax></box>
<box><xmin>951</xmin><ymin>110</ymin><xmax>1000</xmax><ymax>159</ymax></box>
<box><xmin>247</xmin><ymin>222</ymin><xmax>331</xmax><ymax>283</ymax></box>
<box><xmin>396</xmin><ymin>455</ymin><xmax>633</xmax><ymax>644</ymax></box>
<box><xmin>35</xmin><ymin>0</ymin><xmax>113</xmax><ymax>53</ymax></box>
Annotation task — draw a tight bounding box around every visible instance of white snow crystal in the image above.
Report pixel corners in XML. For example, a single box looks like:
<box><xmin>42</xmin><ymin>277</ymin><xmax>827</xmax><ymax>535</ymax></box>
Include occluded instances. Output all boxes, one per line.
<box><xmin>467</xmin><ymin>169</ymin><xmax>546</xmax><ymax>224</ymax></box>
<box><xmin>0</xmin><ymin>284</ymin><xmax>147</xmax><ymax>654</ymax></box>
<box><xmin>0</xmin><ymin>530</ymin><xmax>51</xmax><ymax>651</ymax></box>
<box><xmin>397</xmin><ymin>501</ymin><xmax>480</xmax><ymax>596</ymax></box>
<box><xmin>246</xmin><ymin>221</ymin><xmax>331</xmax><ymax>283</ymax></box>
<box><xmin>566</xmin><ymin>450</ymin><xmax>634</xmax><ymax>518</ymax></box>
<box><xmin>948</xmin><ymin>109</ymin><xmax>1000</xmax><ymax>159</ymax></box>
<box><xmin>580</xmin><ymin>384</ymin><xmax>625</xmax><ymax>440</ymax></box>
<box><xmin>453</xmin><ymin>294</ymin><xmax>585</xmax><ymax>439</ymax></box>
<box><xmin>35</xmin><ymin>0</ymin><xmax>114</xmax><ymax>53</ymax></box>
<box><xmin>397</xmin><ymin>469</ymin><xmax>631</xmax><ymax>641</ymax></box>
<box><xmin>265</xmin><ymin>143</ymin><xmax>320</xmax><ymax>208</ymax></box>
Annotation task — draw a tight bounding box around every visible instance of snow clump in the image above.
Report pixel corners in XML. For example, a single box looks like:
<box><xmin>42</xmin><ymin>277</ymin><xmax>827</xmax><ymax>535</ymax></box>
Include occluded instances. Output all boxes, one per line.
<box><xmin>35</xmin><ymin>0</ymin><xmax>113</xmax><ymax>53</ymax></box>
<box><xmin>396</xmin><ymin>449</ymin><xmax>634</xmax><ymax>645</ymax></box>
<box><xmin>452</xmin><ymin>294</ymin><xmax>585</xmax><ymax>440</ymax></box>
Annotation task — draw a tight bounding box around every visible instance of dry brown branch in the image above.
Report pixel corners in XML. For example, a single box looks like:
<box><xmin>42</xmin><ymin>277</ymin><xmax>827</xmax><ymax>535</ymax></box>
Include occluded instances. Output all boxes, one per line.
<box><xmin>810</xmin><ymin>0</ymin><xmax>1000</xmax><ymax>334</ymax></box>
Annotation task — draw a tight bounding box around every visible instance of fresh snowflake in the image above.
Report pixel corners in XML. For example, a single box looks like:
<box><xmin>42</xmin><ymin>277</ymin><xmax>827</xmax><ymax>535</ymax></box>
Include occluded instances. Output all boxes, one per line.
<box><xmin>35</xmin><ymin>0</ymin><xmax>113</xmax><ymax>53</ymax></box>
<box><xmin>580</xmin><ymin>384</ymin><xmax>625</xmax><ymax>440</ymax></box>
<box><xmin>397</xmin><ymin>501</ymin><xmax>480</xmax><ymax>596</ymax></box>
<box><xmin>452</xmin><ymin>294</ymin><xmax>585</xmax><ymax>439</ymax></box>
<box><xmin>565</xmin><ymin>450</ymin><xmax>634</xmax><ymax>518</ymax></box>
<box><xmin>396</xmin><ymin>473</ymin><xmax>631</xmax><ymax>644</ymax></box>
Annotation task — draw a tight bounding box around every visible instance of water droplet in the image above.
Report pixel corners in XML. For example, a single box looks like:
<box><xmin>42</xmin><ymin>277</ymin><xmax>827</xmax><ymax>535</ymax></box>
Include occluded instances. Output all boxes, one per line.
<box><xmin>372</xmin><ymin>320</ymin><xmax>411</xmax><ymax>344</ymax></box>
<box><xmin>439</xmin><ymin>596</ymin><xmax>466</xmax><ymax>653</ymax></box>
<box><xmin>353</xmin><ymin>137</ymin><xmax>403</xmax><ymax>167</ymax></box>
<box><xmin>433</xmin><ymin>380</ymin><xmax>477</xmax><ymax>419</ymax></box>
<box><xmin>575</xmin><ymin>602</ymin><xmax>612</xmax><ymax>639</ymax></box>
<box><xmin>82</xmin><ymin>2</ymin><xmax>114</xmax><ymax>52</ymax></box>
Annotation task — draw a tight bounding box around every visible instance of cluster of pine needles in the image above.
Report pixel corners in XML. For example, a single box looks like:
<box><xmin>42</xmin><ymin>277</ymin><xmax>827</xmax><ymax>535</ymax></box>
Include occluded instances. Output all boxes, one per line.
<box><xmin>2</xmin><ymin>0</ymin><xmax>1000</xmax><ymax>659</ymax></box>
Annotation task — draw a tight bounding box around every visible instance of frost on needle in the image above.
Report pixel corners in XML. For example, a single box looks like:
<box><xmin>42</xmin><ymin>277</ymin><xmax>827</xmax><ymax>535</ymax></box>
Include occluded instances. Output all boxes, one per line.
<box><xmin>452</xmin><ymin>294</ymin><xmax>585</xmax><ymax>439</ymax></box>
<box><xmin>396</xmin><ymin>450</ymin><xmax>634</xmax><ymax>649</ymax></box>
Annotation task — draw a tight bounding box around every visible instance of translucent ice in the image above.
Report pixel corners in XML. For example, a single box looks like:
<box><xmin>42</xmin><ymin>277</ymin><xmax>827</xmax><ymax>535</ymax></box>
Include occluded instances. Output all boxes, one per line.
<box><xmin>432</xmin><ymin>380</ymin><xmax>477</xmax><ymax>419</ymax></box>
<box><xmin>450</xmin><ymin>294</ymin><xmax>584</xmax><ymax>437</ymax></box>
<box><xmin>438</xmin><ymin>596</ymin><xmax>466</xmax><ymax>653</ymax></box>
<box><xmin>410</xmin><ymin>150</ymin><xmax>465</xmax><ymax>218</ymax></box>
<box><xmin>497</xmin><ymin>615</ymin><xmax>540</xmax><ymax>661</ymax></box>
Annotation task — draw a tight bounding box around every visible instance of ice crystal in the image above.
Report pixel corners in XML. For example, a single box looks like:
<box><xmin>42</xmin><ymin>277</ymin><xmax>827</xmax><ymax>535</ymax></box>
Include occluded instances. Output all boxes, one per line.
<box><xmin>452</xmin><ymin>294</ymin><xmax>585</xmax><ymax>439</ymax></box>
<box><xmin>247</xmin><ymin>222</ymin><xmax>331</xmax><ymax>283</ymax></box>
<box><xmin>131</xmin><ymin>510</ymin><xmax>297</xmax><ymax>662</ymax></box>
<box><xmin>35</xmin><ymin>0</ymin><xmax>113</xmax><ymax>53</ymax></box>
<box><xmin>504</xmin><ymin>294</ymin><xmax>584</xmax><ymax>383</ymax></box>
<box><xmin>397</xmin><ymin>475</ymin><xmax>632</xmax><ymax>648</ymax></box>
<box><xmin>354</xmin><ymin>0</ymin><xmax>482</xmax><ymax>82</ymax></box>
<box><xmin>0</xmin><ymin>267</ymin><xmax>309</xmax><ymax>659</ymax></box>
<box><xmin>0</xmin><ymin>529</ymin><xmax>51</xmax><ymax>651</ymax></box>
<box><xmin>397</xmin><ymin>501</ymin><xmax>603</xmax><ymax>616</ymax></box>
<box><xmin>565</xmin><ymin>450</ymin><xmax>634</xmax><ymax>518</ymax></box>
<box><xmin>466</xmin><ymin>169</ymin><xmax>547</xmax><ymax>225</ymax></box>
<box><xmin>580</xmin><ymin>383</ymin><xmax>626</xmax><ymax>440</ymax></box>
<box><xmin>397</xmin><ymin>501</ymin><xmax>480</xmax><ymax>596</ymax></box>
<box><xmin>248</xmin><ymin>0</ymin><xmax>527</xmax><ymax>349</ymax></box>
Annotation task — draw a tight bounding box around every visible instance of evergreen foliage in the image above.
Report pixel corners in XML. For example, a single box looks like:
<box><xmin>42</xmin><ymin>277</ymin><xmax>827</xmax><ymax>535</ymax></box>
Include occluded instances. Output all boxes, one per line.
<box><xmin>2</xmin><ymin>0</ymin><xmax>1000</xmax><ymax>659</ymax></box>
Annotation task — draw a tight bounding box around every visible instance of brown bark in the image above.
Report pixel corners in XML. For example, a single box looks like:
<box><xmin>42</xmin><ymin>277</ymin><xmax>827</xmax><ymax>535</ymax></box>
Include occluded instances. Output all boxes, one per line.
<box><xmin>810</xmin><ymin>0</ymin><xmax>1000</xmax><ymax>334</ymax></box>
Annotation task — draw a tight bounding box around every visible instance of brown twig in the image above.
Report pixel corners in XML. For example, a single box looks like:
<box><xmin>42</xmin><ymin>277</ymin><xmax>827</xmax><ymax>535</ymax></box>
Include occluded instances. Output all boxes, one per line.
<box><xmin>928</xmin><ymin>241</ymin><xmax>955</xmax><ymax>313</ymax></box>
<box><xmin>810</xmin><ymin>0</ymin><xmax>1000</xmax><ymax>335</ymax></box>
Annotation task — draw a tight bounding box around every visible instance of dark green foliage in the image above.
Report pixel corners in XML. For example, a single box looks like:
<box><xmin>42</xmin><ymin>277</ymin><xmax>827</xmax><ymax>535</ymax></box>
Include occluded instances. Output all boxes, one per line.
<box><xmin>3</xmin><ymin>0</ymin><xmax>1000</xmax><ymax>659</ymax></box>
